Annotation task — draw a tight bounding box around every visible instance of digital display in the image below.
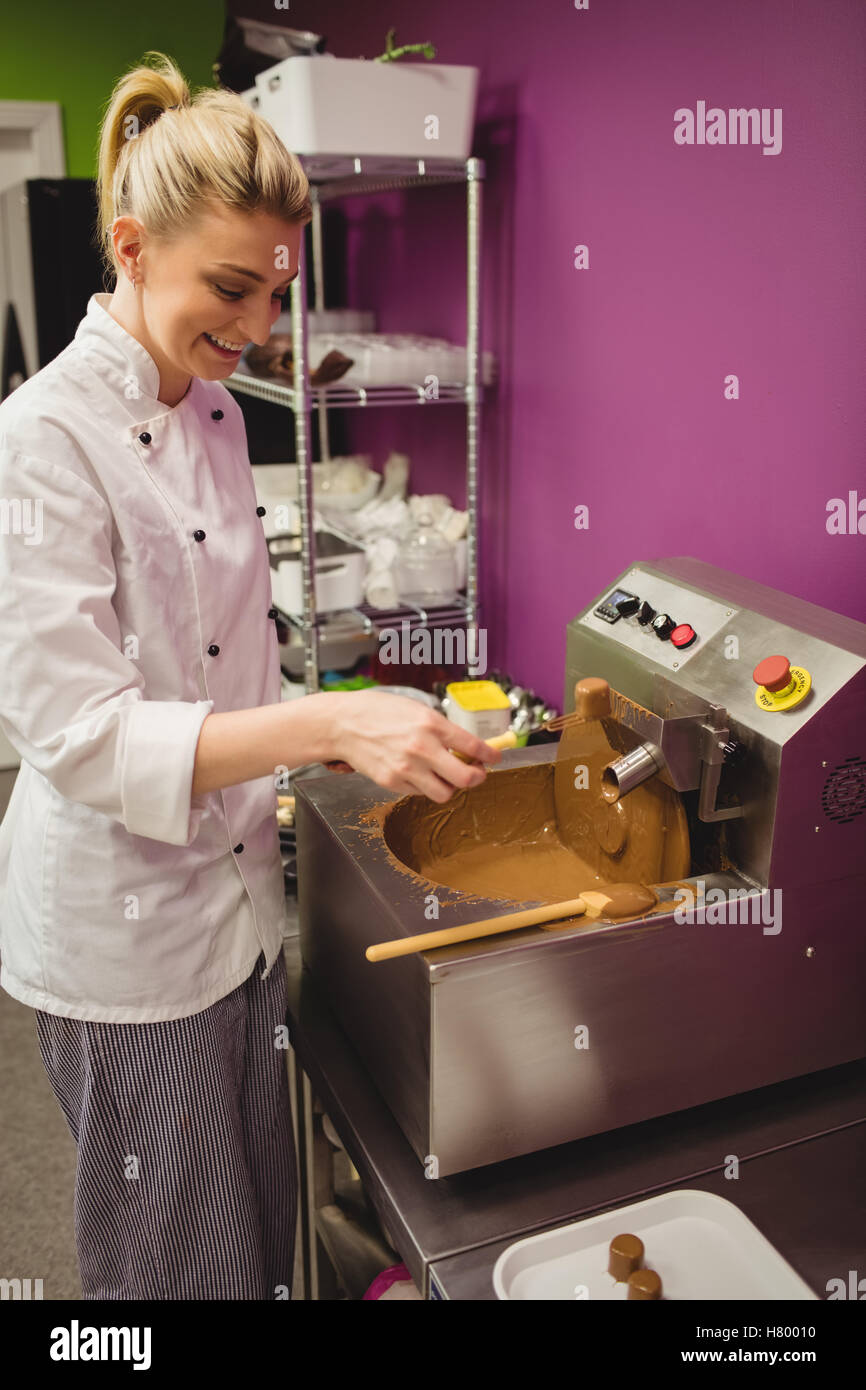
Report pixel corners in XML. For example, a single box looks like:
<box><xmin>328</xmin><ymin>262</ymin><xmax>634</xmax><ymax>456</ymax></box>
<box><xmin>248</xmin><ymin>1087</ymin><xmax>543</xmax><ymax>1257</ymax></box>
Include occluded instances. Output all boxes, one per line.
<box><xmin>606</xmin><ymin>589</ymin><xmax>635</xmax><ymax>608</ymax></box>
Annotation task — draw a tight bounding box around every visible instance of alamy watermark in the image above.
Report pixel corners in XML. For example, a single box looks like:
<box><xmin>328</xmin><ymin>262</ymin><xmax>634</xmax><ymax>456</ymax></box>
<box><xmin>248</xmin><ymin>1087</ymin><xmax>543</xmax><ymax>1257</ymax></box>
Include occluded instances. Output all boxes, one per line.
<box><xmin>673</xmin><ymin>881</ymin><xmax>782</xmax><ymax>936</ymax></box>
<box><xmin>50</xmin><ymin>1321</ymin><xmax>151</xmax><ymax>1370</ymax></box>
<box><xmin>674</xmin><ymin>102</ymin><xmax>782</xmax><ymax>156</ymax></box>
<box><xmin>0</xmin><ymin>497</ymin><xmax>43</xmax><ymax>545</ymax></box>
<box><xmin>1</xmin><ymin>1277</ymin><xmax>43</xmax><ymax>1299</ymax></box>
<box><xmin>378</xmin><ymin>621</ymin><xmax>487</xmax><ymax>674</ymax></box>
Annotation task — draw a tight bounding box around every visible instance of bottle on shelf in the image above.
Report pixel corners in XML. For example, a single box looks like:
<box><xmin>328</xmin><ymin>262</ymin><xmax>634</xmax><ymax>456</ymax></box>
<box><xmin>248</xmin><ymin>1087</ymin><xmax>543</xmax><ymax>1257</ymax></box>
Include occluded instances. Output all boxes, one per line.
<box><xmin>394</xmin><ymin>512</ymin><xmax>457</xmax><ymax>605</ymax></box>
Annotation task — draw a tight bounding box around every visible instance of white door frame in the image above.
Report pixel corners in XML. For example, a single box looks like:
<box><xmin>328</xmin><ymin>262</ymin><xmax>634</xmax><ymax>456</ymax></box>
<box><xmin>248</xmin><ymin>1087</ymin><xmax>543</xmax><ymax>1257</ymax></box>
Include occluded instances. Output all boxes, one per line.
<box><xmin>0</xmin><ymin>100</ymin><xmax>66</xmax><ymax>190</ymax></box>
<box><xmin>0</xmin><ymin>103</ymin><xmax>65</xmax><ymax>772</ymax></box>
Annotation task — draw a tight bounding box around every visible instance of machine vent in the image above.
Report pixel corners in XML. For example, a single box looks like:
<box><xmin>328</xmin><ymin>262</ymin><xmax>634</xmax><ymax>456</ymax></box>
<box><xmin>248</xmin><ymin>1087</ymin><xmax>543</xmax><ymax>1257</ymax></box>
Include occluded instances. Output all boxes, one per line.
<box><xmin>821</xmin><ymin>757</ymin><xmax>866</xmax><ymax>824</ymax></box>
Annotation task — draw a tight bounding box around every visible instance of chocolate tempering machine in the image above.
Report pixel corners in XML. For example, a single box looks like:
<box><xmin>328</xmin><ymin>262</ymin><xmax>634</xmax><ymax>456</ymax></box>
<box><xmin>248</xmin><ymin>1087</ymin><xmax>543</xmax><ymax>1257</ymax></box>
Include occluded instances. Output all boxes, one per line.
<box><xmin>295</xmin><ymin>557</ymin><xmax>866</xmax><ymax>1176</ymax></box>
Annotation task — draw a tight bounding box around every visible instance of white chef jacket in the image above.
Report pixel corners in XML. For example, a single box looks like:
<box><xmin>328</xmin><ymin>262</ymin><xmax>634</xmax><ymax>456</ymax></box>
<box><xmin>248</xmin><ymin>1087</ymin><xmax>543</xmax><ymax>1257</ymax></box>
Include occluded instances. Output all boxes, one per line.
<box><xmin>0</xmin><ymin>292</ymin><xmax>288</xmax><ymax>1022</ymax></box>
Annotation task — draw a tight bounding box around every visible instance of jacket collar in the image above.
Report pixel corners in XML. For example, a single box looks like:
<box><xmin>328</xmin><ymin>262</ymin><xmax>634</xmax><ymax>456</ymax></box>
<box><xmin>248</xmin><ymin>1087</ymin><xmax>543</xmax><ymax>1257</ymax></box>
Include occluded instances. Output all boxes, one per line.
<box><xmin>74</xmin><ymin>293</ymin><xmax>195</xmax><ymax>429</ymax></box>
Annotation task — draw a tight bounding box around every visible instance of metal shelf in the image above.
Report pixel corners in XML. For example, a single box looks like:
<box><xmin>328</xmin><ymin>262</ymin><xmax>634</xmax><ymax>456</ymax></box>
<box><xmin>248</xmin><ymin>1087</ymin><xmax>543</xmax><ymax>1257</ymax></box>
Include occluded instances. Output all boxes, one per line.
<box><xmin>275</xmin><ymin>596</ymin><xmax>472</xmax><ymax>637</ymax></box>
<box><xmin>226</xmin><ymin>371</ymin><xmax>477</xmax><ymax>411</ymax></box>
<box><xmin>300</xmin><ymin>154</ymin><xmax>485</xmax><ymax>202</ymax></box>
<box><xmin>225</xmin><ymin>154</ymin><xmax>484</xmax><ymax>694</ymax></box>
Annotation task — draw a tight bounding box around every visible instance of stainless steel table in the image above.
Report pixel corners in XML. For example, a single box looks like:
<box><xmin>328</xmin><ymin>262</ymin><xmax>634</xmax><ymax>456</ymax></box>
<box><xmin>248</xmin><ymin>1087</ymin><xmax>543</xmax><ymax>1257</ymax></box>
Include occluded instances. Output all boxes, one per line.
<box><xmin>427</xmin><ymin>1124</ymin><xmax>866</xmax><ymax>1299</ymax></box>
<box><xmin>282</xmin><ymin>921</ymin><xmax>866</xmax><ymax>1300</ymax></box>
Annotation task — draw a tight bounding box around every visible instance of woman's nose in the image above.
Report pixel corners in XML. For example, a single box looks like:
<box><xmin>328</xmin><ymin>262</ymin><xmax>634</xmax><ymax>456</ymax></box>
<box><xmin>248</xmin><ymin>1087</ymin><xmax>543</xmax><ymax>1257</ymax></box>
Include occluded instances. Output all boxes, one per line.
<box><xmin>239</xmin><ymin>301</ymin><xmax>278</xmax><ymax>346</ymax></box>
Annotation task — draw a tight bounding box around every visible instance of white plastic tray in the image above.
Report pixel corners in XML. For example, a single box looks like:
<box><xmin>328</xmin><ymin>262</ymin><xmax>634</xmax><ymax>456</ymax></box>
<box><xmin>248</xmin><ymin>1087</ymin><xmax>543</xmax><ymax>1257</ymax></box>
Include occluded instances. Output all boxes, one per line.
<box><xmin>493</xmin><ymin>1190</ymin><xmax>818</xmax><ymax>1300</ymax></box>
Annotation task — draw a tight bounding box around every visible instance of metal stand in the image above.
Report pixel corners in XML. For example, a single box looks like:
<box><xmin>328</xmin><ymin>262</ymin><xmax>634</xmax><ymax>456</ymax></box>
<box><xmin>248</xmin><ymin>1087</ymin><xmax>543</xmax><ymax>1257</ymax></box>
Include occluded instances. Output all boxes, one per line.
<box><xmin>226</xmin><ymin>155</ymin><xmax>488</xmax><ymax>694</ymax></box>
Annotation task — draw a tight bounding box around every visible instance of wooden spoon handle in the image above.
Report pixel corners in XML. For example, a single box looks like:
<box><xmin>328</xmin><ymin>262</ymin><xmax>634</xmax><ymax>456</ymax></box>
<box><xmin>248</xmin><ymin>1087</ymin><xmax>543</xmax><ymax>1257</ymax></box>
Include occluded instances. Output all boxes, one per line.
<box><xmin>451</xmin><ymin>730</ymin><xmax>518</xmax><ymax>764</ymax></box>
<box><xmin>366</xmin><ymin>896</ymin><xmax>588</xmax><ymax>962</ymax></box>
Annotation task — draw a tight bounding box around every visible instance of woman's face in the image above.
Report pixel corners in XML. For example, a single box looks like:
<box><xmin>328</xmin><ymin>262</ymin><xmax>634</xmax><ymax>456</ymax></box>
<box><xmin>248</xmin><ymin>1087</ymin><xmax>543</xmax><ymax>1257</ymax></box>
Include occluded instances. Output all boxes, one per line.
<box><xmin>113</xmin><ymin>200</ymin><xmax>302</xmax><ymax>401</ymax></box>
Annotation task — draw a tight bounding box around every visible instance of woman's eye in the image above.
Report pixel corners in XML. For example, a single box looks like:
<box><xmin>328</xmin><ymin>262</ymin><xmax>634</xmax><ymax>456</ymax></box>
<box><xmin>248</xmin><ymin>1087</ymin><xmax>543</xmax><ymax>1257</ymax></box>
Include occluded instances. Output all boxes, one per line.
<box><xmin>214</xmin><ymin>284</ymin><xmax>290</xmax><ymax>304</ymax></box>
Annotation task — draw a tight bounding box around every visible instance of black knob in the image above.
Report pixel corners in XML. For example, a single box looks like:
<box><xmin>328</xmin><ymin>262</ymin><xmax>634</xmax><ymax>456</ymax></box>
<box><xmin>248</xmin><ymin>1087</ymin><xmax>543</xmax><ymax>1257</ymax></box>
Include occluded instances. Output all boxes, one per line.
<box><xmin>256</xmin><ymin>505</ymin><xmax>266</xmax><ymax>517</ymax></box>
<box><xmin>722</xmin><ymin>739</ymin><xmax>746</xmax><ymax>768</ymax></box>
<box><xmin>267</xmin><ymin>606</ymin><xmax>278</xmax><ymax>620</ymax></box>
<box><xmin>207</xmin><ymin>643</ymin><xmax>220</xmax><ymax>656</ymax></box>
<box><xmin>615</xmin><ymin>596</ymin><xmax>640</xmax><ymax>617</ymax></box>
<box><xmin>637</xmin><ymin>601</ymin><xmax>656</xmax><ymax>626</ymax></box>
<box><xmin>193</xmin><ymin>529</ymin><xmax>206</xmax><ymax>542</ymax></box>
<box><xmin>652</xmin><ymin>613</ymin><xmax>675</xmax><ymax>639</ymax></box>
<box><xmin>211</xmin><ymin>409</ymin><xmax>224</xmax><ymax>421</ymax></box>
<box><xmin>233</xmin><ymin>843</ymin><xmax>244</xmax><ymax>853</ymax></box>
<box><xmin>138</xmin><ymin>432</ymin><xmax>152</xmax><ymax>445</ymax></box>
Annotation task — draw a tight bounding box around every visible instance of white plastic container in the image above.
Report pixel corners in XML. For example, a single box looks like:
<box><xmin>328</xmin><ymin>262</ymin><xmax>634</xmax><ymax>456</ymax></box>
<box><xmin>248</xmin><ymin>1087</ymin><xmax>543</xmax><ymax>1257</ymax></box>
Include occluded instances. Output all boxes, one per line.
<box><xmin>253</xmin><ymin>55</ymin><xmax>479</xmax><ymax>160</ymax></box>
<box><xmin>305</xmin><ymin>332</ymin><xmax>496</xmax><ymax>388</ymax></box>
<box><xmin>241</xmin><ymin>87</ymin><xmax>264</xmax><ymax>114</ymax></box>
<box><xmin>251</xmin><ymin>459</ymin><xmax>380</xmax><ymax>533</ymax></box>
<box><xmin>492</xmin><ymin>1190</ymin><xmax>818</xmax><ymax>1301</ymax></box>
<box><xmin>269</xmin><ymin>532</ymin><xmax>366</xmax><ymax>615</ymax></box>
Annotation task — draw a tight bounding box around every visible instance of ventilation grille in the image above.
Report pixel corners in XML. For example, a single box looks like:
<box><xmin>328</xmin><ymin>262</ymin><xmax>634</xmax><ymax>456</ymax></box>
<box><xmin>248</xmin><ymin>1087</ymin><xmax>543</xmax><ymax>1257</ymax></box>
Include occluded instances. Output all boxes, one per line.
<box><xmin>821</xmin><ymin>757</ymin><xmax>866</xmax><ymax>824</ymax></box>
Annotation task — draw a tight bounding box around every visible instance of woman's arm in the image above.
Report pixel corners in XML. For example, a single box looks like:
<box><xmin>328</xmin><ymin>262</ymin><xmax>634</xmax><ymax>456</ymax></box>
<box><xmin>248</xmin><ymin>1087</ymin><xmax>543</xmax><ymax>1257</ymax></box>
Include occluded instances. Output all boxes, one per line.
<box><xmin>191</xmin><ymin>693</ymin><xmax>337</xmax><ymax>796</ymax></box>
<box><xmin>191</xmin><ymin>690</ymin><xmax>501</xmax><ymax>802</ymax></box>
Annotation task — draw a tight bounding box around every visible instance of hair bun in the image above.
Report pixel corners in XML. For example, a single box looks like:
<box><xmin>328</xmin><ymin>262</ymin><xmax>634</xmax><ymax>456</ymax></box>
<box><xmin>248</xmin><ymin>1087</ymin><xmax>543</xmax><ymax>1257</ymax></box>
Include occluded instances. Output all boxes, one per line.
<box><xmin>95</xmin><ymin>49</ymin><xmax>311</xmax><ymax>286</ymax></box>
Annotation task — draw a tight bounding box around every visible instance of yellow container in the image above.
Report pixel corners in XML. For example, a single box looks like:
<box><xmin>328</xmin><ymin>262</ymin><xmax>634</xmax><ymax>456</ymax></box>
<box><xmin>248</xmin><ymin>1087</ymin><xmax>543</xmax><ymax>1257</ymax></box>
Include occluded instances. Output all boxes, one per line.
<box><xmin>445</xmin><ymin>681</ymin><xmax>512</xmax><ymax>739</ymax></box>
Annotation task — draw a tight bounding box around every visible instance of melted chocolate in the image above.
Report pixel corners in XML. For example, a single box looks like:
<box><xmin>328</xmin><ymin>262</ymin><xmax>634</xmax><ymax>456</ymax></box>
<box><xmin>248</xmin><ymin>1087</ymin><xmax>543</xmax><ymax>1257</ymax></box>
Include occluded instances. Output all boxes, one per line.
<box><xmin>574</xmin><ymin>676</ymin><xmax>612</xmax><ymax>720</ymax></box>
<box><xmin>382</xmin><ymin>709</ymin><xmax>690</xmax><ymax>910</ymax></box>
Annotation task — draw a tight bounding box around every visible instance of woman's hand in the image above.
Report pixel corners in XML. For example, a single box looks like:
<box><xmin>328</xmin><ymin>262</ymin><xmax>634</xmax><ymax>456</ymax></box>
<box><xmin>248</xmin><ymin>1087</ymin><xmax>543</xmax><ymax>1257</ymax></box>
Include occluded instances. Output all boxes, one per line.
<box><xmin>328</xmin><ymin>691</ymin><xmax>502</xmax><ymax>801</ymax></box>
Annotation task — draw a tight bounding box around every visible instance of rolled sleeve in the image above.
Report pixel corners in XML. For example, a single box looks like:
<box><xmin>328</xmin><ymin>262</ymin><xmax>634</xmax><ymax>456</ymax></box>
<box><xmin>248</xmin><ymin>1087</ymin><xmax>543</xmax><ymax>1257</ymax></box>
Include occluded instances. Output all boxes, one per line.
<box><xmin>0</xmin><ymin>445</ymin><xmax>213</xmax><ymax>846</ymax></box>
<box><xmin>122</xmin><ymin>698</ymin><xmax>214</xmax><ymax>844</ymax></box>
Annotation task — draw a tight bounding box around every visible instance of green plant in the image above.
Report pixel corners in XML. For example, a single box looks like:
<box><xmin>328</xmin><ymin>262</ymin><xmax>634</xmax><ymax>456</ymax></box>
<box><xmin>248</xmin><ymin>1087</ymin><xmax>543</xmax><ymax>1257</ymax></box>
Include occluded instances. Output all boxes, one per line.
<box><xmin>372</xmin><ymin>28</ymin><xmax>437</xmax><ymax>62</ymax></box>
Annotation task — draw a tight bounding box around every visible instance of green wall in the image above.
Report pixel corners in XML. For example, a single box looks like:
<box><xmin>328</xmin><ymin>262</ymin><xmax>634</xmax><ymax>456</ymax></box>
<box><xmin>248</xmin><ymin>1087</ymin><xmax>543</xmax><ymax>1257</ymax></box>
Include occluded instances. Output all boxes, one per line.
<box><xmin>0</xmin><ymin>2</ymin><xmax>224</xmax><ymax>176</ymax></box>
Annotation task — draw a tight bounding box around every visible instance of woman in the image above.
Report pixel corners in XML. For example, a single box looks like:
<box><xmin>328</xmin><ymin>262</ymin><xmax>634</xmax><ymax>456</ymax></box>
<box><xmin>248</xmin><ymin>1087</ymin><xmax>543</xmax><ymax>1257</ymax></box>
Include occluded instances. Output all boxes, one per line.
<box><xmin>0</xmin><ymin>52</ymin><xmax>498</xmax><ymax>1300</ymax></box>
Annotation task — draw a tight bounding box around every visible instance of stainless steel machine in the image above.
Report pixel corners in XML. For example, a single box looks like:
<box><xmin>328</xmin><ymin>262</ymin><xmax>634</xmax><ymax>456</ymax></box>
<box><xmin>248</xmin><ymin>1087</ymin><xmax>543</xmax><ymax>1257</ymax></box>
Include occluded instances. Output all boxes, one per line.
<box><xmin>296</xmin><ymin>557</ymin><xmax>866</xmax><ymax>1176</ymax></box>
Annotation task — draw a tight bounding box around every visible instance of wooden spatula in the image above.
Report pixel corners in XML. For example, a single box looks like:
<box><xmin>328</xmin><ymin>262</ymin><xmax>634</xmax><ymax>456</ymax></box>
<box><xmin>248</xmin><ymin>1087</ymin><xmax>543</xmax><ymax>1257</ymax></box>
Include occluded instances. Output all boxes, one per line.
<box><xmin>450</xmin><ymin>729</ymin><xmax>518</xmax><ymax>763</ymax></box>
<box><xmin>365</xmin><ymin>883</ymin><xmax>657</xmax><ymax>961</ymax></box>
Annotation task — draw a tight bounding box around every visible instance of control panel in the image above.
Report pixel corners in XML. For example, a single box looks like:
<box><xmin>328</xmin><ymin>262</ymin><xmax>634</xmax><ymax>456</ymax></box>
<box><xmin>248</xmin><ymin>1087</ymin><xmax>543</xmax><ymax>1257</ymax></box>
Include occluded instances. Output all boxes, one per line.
<box><xmin>570</xmin><ymin>560</ymin><xmax>866</xmax><ymax>741</ymax></box>
<box><xmin>580</xmin><ymin>567</ymin><xmax>736</xmax><ymax>671</ymax></box>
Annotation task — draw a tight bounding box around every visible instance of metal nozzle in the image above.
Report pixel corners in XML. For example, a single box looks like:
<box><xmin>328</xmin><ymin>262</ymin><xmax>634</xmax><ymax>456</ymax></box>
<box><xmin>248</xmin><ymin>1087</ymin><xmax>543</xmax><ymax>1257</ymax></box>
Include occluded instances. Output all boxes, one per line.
<box><xmin>602</xmin><ymin>741</ymin><xmax>666</xmax><ymax>802</ymax></box>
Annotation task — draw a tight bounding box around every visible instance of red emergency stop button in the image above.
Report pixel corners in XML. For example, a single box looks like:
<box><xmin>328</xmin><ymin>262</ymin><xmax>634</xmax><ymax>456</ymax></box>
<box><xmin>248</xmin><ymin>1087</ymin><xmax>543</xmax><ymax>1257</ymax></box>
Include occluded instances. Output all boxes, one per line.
<box><xmin>753</xmin><ymin>655</ymin><xmax>792</xmax><ymax>693</ymax></box>
<box><xmin>670</xmin><ymin>623</ymin><xmax>696</xmax><ymax>649</ymax></box>
<box><xmin>753</xmin><ymin>654</ymin><xmax>812</xmax><ymax>711</ymax></box>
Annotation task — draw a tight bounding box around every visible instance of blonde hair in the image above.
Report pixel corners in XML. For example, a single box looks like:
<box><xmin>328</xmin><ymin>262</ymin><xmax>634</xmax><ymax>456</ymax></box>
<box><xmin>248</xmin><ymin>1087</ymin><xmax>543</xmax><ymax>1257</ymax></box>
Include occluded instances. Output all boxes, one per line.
<box><xmin>96</xmin><ymin>50</ymin><xmax>312</xmax><ymax>284</ymax></box>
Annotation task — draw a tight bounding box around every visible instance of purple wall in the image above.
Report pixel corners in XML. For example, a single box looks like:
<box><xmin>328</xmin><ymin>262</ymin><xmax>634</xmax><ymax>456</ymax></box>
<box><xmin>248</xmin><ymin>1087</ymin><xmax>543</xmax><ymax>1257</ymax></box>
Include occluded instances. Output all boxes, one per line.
<box><xmin>237</xmin><ymin>0</ymin><xmax>866</xmax><ymax>706</ymax></box>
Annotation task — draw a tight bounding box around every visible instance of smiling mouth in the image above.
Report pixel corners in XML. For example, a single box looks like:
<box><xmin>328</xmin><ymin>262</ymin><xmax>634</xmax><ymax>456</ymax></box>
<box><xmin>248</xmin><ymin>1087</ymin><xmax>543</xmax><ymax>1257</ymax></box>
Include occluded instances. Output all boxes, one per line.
<box><xmin>202</xmin><ymin>331</ymin><xmax>246</xmax><ymax>353</ymax></box>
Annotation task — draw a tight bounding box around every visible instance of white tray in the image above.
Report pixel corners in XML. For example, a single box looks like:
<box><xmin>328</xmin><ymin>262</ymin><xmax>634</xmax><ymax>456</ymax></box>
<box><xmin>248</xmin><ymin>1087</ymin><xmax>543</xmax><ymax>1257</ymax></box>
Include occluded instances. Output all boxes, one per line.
<box><xmin>493</xmin><ymin>1190</ymin><xmax>818</xmax><ymax>1300</ymax></box>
